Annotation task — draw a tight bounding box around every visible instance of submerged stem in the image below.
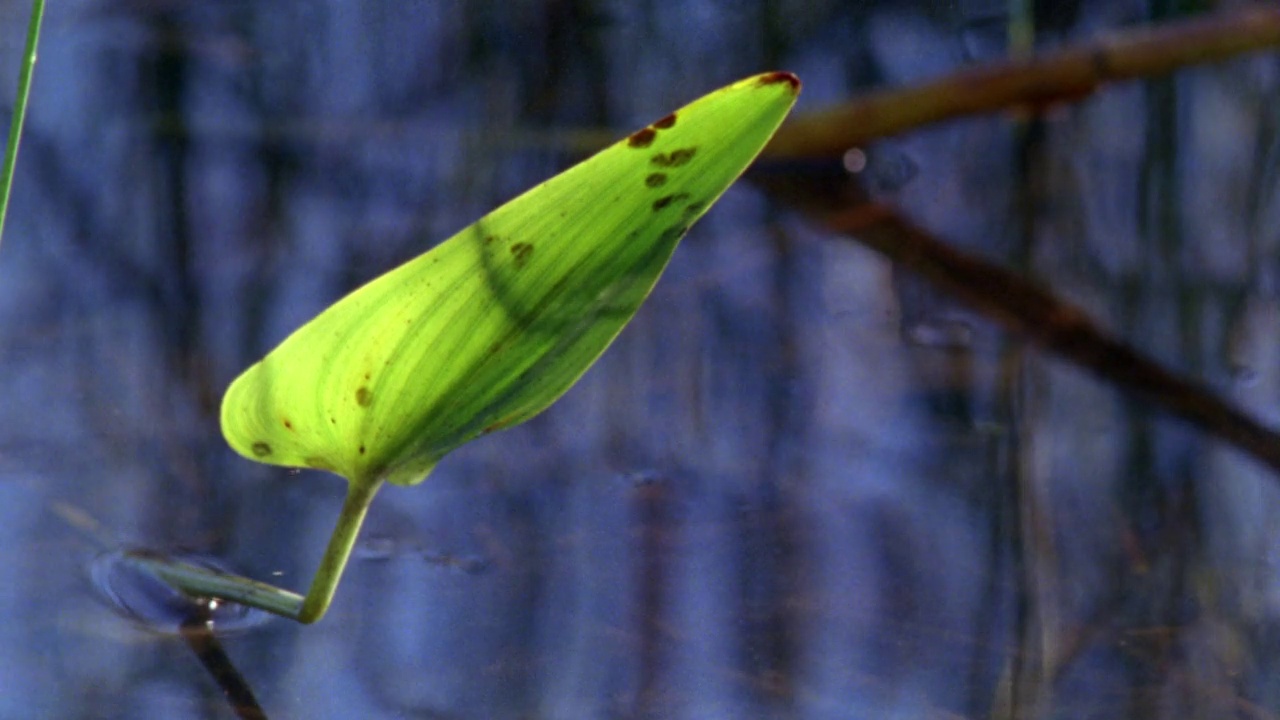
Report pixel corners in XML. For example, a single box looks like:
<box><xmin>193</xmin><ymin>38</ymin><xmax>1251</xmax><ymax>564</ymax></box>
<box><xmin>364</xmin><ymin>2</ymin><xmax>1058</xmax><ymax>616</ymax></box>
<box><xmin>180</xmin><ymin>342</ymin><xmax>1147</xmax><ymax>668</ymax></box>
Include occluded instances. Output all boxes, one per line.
<box><xmin>124</xmin><ymin>478</ymin><xmax>384</xmax><ymax>624</ymax></box>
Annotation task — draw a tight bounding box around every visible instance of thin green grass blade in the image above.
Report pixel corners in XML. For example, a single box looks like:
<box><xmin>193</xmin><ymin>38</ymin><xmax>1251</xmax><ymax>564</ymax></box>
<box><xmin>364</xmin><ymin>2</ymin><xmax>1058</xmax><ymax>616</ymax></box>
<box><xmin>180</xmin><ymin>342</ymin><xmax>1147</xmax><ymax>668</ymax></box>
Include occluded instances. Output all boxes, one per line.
<box><xmin>0</xmin><ymin>0</ymin><xmax>46</xmax><ymax>253</ymax></box>
<box><xmin>221</xmin><ymin>72</ymin><xmax>801</xmax><ymax>489</ymax></box>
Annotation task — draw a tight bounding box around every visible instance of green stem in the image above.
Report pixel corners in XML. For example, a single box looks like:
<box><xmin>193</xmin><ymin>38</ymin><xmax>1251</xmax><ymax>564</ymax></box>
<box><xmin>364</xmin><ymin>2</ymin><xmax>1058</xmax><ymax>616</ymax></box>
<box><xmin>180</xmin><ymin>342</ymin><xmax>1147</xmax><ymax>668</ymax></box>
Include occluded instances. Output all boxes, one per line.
<box><xmin>0</xmin><ymin>0</ymin><xmax>45</xmax><ymax>253</ymax></box>
<box><xmin>124</xmin><ymin>478</ymin><xmax>383</xmax><ymax>624</ymax></box>
<box><xmin>130</xmin><ymin>550</ymin><xmax>306</xmax><ymax>619</ymax></box>
<box><xmin>298</xmin><ymin>478</ymin><xmax>382</xmax><ymax>623</ymax></box>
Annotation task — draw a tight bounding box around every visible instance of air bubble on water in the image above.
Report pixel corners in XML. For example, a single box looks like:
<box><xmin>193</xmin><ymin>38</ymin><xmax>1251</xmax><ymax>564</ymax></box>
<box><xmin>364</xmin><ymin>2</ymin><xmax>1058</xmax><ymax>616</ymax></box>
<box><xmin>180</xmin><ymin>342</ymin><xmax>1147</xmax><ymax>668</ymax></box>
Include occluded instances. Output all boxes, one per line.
<box><xmin>863</xmin><ymin>146</ymin><xmax>919</xmax><ymax>195</ymax></box>
<box><xmin>455</xmin><ymin>556</ymin><xmax>491</xmax><ymax>575</ymax></box>
<box><xmin>420</xmin><ymin>548</ymin><xmax>491</xmax><ymax>575</ymax></box>
<box><xmin>91</xmin><ymin>549</ymin><xmax>271</xmax><ymax>635</ymax></box>
<box><xmin>842</xmin><ymin>148</ymin><xmax>867</xmax><ymax>173</ymax></box>
<box><xmin>354</xmin><ymin>533</ymin><xmax>401</xmax><ymax>561</ymax></box>
<box><xmin>618</xmin><ymin>469</ymin><xmax>663</xmax><ymax>487</ymax></box>
<box><xmin>1231</xmin><ymin>364</ymin><xmax>1260</xmax><ymax>387</ymax></box>
<box><xmin>904</xmin><ymin>318</ymin><xmax>974</xmax><ymax>350</ymax></box>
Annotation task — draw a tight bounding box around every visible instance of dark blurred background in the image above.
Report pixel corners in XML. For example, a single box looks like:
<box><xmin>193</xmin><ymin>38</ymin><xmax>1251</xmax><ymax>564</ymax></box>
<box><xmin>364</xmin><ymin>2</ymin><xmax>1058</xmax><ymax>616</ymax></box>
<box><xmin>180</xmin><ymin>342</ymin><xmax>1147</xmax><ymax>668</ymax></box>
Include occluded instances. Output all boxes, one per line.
<box><xmin>1</xmin><ymin>0</ymin><xmax>1279</xmax><ymax>717</ymax></box>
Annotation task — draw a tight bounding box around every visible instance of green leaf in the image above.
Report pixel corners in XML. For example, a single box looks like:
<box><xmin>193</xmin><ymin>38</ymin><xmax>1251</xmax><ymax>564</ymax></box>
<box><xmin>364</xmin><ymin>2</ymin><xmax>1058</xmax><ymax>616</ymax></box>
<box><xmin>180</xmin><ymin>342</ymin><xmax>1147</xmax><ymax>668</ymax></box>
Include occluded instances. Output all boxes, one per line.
<box><xmin>221</xmin><ymin>72</ymin><xmax>801</xmax><ymax>489</ymax></box>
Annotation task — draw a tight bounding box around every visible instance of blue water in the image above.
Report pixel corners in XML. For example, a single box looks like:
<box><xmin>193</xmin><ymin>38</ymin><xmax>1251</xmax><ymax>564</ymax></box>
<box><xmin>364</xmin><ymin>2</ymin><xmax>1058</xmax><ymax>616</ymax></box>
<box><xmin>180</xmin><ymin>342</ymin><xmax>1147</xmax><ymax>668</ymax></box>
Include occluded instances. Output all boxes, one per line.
<box><xmin>2</xmin><ymin>1</ymin><xmax>1279</xmax><ymax>717</ymax></box>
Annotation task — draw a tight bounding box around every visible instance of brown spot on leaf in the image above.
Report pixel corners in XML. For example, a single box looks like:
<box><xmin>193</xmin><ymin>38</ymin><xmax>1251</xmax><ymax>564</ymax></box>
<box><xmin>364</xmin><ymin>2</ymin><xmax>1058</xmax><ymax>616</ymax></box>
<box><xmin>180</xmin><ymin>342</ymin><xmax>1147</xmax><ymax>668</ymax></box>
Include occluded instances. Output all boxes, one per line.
<box><xmin>651</xmin><ymin>147</ymin><xmax>697</xmax><ymax>168</ymax></box>
<box><xmin>653</xmin><ymin>192</ymin><xmax>691</xmax><ymax>212</ymax></box>
<box><xmin>304</xmin><ymin>456</ymin><xmax>334</xmax><ymax>472</ymax></box>
<box><xmin>251</xmin><ymin>441</ymin><xmax>272</xmax><ymax>457</ymax></box>
<box><xmin>645</xmin><ymin>173</ymin><xmax>668</xmax><ymax>188</ymax></box>
<box><xmin>658</xmin><ymin>224</ymin><xmax>690</xmax><ymax>244</ymax></box>
<box><xmin>756</xmin><ymin>71</ymin><xmax>801</xmax><ymax>91</ymax></box>
<box><xmin>483</xmin><ymin>234</ymin><xmax>498</xmax><ymax>245</ymax></box>
<box><xmin>511</xmin><ymin>242</ymin><xmax>534</xmax><ymax>268</ymax></box>
<box><xmin>282</xmin><ymin>418</ymin><xmax>294</xmax><ymax>430</ymax></box>
<box><xmin>652</xmin><ymin>113</ymin><xmax>677</xmax><ymax>129</ymax></box>
<box><xmin>627</xmin><ymin>127</ymin><xmax>657</xmax><ymax>148</ymax></box>
<box><xmin>359</xmin><ymin>445</ymin><xmax>366</xmax><ymax>455</ymax></box>
<box><xmin>356</xmin><ymin>387</ymin><xmax>373</xmax><ymax>407</ymax></box>
<box><xmin>482</xmin><ymin>414</ymin><xmax>519</xmax><ymax>434</ymax></box>
<box><xmin>682</xmin><ymin>199</ymin><xmax>708</xmax><ymax>220</ymax></box>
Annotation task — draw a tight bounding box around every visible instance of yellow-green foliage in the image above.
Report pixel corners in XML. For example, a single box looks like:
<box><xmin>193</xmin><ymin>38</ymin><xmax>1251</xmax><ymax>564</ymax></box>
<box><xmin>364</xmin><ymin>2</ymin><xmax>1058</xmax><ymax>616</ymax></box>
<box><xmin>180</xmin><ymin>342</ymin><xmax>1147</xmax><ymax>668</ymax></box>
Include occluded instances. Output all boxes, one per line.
<box><xmin>221</xmin><ymin>72</ymin><xmax>800</xmax><ymax>490</ymax></box>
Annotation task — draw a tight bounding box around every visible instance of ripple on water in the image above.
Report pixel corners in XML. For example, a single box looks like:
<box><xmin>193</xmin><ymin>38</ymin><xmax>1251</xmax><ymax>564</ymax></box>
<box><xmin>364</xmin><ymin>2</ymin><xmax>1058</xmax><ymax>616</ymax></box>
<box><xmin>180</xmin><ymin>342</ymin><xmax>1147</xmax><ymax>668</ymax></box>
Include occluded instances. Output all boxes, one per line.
<box><xmin>91</xmin><ymin>548</ymin><xmax>272</xmax><ymax>634</ymax></box>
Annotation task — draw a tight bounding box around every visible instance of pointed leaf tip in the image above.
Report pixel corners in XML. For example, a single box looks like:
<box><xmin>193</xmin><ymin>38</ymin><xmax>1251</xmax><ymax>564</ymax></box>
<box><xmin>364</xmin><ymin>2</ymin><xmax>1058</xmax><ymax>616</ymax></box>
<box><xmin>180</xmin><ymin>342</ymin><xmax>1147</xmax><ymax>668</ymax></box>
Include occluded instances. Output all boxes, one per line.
<box><xmin>756</xmin><ymin>71</ymin><xmax>801</xmax><ymax>92</ymax></box>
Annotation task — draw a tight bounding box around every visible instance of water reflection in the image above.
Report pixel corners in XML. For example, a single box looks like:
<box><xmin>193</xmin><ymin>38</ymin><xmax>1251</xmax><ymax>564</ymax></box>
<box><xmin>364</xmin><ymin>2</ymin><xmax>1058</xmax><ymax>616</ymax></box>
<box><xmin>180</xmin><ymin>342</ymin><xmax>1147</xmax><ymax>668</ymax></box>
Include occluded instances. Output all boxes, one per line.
<box><xmin>1</xmin><ymin>1</ymin><xmax>1278</xmax><ymax>718</ymax></box>
<box><xmin>91</xmin><ymin>549</ymin><xmax>270</xmax><ymax>634</ymax></box>
<box><xmin>178</xmin><ymin>610</ymin><xmax>269</xmax><ymax>720</ymax></box>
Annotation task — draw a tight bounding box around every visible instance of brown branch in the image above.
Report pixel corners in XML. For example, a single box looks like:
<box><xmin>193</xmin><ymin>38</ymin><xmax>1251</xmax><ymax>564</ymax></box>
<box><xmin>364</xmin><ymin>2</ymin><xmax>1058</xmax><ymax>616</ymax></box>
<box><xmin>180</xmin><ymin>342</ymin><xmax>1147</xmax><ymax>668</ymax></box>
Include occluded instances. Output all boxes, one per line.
<box><xmin>821</xmin><ymin>202</ymin><xmax>1280</xmax><ymax>475</ymax></box>
<box><xmin>765</xmin><ymin>7</ymin><xmax>1280</xmax><ymax>158</ymax></box>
